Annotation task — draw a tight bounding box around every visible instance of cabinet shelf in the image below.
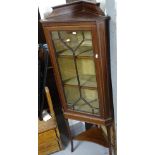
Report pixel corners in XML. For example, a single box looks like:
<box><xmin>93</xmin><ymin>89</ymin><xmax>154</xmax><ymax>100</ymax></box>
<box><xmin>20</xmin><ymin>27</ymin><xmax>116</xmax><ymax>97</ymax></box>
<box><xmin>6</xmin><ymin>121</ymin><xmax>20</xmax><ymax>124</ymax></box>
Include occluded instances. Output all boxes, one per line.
<box><xmin>68</xmin><ymin>99</ymin><xmax>99</xmax><ymax>115</ymax></box>
<box><xmin>63</xmin><ymin>75</ymin><xmax>97</xmax><ymax>89</ymax></box>
<box><xmin>57</xmin><ymin>46</ymin><xmax>94</xmax><ymax>59</ymax></box>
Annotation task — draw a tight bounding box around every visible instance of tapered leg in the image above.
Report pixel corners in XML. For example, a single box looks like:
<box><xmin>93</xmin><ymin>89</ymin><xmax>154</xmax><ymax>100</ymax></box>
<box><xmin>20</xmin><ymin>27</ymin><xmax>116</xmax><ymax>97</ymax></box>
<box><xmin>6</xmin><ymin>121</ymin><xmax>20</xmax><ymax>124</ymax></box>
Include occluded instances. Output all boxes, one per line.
<box><xmin>112</xmin><ymin>123</ymin><xmax>117</xmax><ymax>155</ymax></box>
<box><xmin>107</xmin><ymin>125</ymin><xmax>112</xmax><ymax>155</ymax></box>
<box><xmin>65</xmin><ymin>119</ymin><xmax>74</xmax><ymax>152</ymax></box>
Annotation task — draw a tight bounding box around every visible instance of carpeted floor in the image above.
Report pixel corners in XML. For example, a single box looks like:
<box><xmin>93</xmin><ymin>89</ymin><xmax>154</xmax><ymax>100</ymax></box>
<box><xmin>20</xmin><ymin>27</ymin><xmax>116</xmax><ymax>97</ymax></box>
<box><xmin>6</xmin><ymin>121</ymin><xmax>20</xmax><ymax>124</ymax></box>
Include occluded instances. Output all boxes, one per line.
<box><xmin>52</xmin><ymin>141</ymin><xmax>109</xmax><ymax>155</ymax></box>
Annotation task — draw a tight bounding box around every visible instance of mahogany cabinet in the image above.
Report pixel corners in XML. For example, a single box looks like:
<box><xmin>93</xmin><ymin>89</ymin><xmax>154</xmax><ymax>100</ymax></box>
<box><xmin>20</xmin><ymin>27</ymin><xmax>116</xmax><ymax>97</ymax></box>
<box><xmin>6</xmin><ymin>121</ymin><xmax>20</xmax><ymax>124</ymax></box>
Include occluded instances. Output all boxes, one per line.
<box><xmin>41</xmin><ymin>1</ymin><xmax>115</xmax><ymax>155</ymax></box>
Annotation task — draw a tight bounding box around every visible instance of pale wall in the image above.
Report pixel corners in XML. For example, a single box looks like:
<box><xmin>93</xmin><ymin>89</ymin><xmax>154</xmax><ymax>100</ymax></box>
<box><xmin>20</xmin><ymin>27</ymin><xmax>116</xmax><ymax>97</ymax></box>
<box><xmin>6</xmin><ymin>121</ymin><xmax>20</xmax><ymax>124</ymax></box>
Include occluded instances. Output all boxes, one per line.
<box><xmin>38</xmin><ymin>0</ymin><xmax>66</xmax><ymax>19</ymax></box>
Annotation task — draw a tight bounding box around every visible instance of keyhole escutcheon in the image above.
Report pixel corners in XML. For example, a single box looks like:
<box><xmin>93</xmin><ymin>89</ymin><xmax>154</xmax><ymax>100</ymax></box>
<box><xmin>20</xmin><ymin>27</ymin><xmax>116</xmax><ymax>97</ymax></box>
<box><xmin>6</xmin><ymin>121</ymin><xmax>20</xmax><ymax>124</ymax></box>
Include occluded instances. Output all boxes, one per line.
<box><xmin>95</xmin><ymin>54</ymin><xmax>98</xmax><ymax>59</ymax></box>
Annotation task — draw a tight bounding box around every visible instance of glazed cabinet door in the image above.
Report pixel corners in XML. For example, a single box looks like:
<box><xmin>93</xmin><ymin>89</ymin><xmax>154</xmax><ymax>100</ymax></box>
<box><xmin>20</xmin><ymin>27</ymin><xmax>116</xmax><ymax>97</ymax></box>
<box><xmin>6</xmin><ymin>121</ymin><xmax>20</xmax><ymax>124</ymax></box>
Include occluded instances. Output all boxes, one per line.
<box><xmin>44</xmin><ymin>25</ymin><xmax>103</xmax><ymax>117</ymax></box>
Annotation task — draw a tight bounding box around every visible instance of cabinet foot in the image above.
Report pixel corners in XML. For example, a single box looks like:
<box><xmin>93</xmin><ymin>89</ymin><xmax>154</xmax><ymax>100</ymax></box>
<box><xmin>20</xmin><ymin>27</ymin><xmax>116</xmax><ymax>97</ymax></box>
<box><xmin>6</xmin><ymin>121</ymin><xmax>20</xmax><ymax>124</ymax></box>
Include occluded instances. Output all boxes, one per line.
<box><xmin>107</xmin><ymin>125</ymin><xmax>113</xmax><ymax>155</ymax></box>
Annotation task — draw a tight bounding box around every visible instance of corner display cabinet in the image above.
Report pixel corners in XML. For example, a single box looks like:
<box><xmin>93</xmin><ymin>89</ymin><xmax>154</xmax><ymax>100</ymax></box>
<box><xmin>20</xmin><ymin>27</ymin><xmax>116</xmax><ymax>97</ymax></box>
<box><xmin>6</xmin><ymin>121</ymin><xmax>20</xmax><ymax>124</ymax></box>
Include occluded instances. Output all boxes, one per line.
<box><xmin>41</xmin><ymin>1</ymin><xmax>115</xmax><ymax>155</ymax></box>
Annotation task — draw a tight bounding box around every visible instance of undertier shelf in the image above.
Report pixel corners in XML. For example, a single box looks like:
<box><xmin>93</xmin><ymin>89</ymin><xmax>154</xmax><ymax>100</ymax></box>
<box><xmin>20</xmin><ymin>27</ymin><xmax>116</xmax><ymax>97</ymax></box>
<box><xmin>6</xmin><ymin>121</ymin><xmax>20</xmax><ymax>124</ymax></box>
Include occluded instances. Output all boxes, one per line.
<box><xmin>73</xmin><ymin>127</ymin><xmax>109</xmax><ymax>148</ymax></box>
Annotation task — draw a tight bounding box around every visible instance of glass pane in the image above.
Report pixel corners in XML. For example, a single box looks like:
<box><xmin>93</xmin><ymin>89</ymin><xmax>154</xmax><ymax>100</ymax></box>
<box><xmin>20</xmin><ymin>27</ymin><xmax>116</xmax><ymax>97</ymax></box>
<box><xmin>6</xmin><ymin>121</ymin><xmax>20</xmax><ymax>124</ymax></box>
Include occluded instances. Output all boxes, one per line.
<box><xmin>51</xmin><ymin>30</ymin><xmax>100</xmax><ymax>116</ymax></box>
<box><xmin>81</xmin><ymin>88</ymin><xmax>99</xmax><ymax>114</ymax></box>
<box><xmin>52</xmin><ymin>31</ymin><xmax>93</xmax><ymax>57</ymax></box>
<box><xmin>59</xmin><ymin>31</ymin><xmax>83</xmax><ymax>50</ymax></box>
<box><xmin>77</xmin><ymin>59</ymin><xmax>97</xmax><ymax>88</ymax></box>
<box><xmin>64</xmin><ymin>86</ymin><xmax>80</xmax><ymax>107</ymax></box>
<box><xmin>58</xmin><ymin>57</ymin><xmax>78</xmax><ymax>84</ymax></box>
<box><xmin>64</xmin><ymin>86</ymin><xmax>99</xmax><ymax>115</ymax></box>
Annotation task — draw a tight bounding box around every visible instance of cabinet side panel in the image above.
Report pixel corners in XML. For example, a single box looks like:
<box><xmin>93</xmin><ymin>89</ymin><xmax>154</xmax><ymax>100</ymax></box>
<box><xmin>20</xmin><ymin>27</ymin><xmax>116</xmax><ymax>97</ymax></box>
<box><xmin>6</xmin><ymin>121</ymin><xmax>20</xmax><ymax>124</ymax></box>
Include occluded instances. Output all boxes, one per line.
<box><xmin>96</xmin><ymin>21</ymin><xmax>113</xmax><ymax>119</ymax></box>
<box><xmin>105</xmin><ymin>21</ymin><xmax>114</xmax><ymax>119</ymax></box>
<box><xmin>91</xmin><ymin>27</ymin><xmax>105</xmax><ymax>118</ymax></box>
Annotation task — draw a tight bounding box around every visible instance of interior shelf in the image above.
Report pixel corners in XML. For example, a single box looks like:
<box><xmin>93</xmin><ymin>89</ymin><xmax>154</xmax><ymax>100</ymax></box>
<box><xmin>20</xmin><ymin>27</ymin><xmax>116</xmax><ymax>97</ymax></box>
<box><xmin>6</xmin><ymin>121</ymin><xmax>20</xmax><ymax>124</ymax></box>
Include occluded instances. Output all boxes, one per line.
<box><xmin>68</xmin><ymin>98</ymin><xmax>99</xmax><ymax>115</ymax></box>
<box><xmin>57</xmin><ymin>46</ymin><xmax>94</xmax><ymax>58</ymax></box>
<box><xmin>63</xmin><ymin>75</ymin><xmax>97</xmax><ymax>89</ymax></box>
